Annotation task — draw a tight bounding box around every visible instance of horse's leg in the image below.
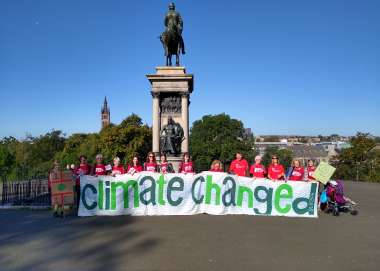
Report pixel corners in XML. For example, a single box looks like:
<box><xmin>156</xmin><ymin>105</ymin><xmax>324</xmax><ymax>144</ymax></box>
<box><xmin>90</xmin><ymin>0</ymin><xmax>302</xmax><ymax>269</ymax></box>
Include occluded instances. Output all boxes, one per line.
<box><xmin>176</xmin><ymin>43</ymin><xmax>180</xmax><ymax>66</ymax></box>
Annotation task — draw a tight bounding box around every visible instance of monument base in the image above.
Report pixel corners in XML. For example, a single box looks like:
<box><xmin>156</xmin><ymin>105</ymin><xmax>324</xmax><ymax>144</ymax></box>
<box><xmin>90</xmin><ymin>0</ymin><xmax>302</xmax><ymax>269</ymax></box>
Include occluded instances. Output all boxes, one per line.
<box><xmin>146</xmin><ymin>66</ymin><xmax>193</xmax><ymax>156</ymax></box>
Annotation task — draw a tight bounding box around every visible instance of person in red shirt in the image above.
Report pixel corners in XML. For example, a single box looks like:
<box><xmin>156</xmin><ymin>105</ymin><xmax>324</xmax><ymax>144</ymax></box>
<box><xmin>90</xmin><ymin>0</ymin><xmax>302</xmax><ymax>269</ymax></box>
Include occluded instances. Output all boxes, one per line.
<box><xmin>306</xmin><ymin>159</ymin><xmax>316</xmax><ymax>181</ymax></box>
<box><xmin>178</xmin><ymin>153</ymin><xmax>194</xmax><ymax>174</ymax></box>
<box><xmin>112</xmin><ymin>156</ymin><xmax>125</xmax><ymax>176</ymax></box>
<box><xmin>288</xmin><ymin>159</ymin><xmax>305</xmax><ymax>181</ymax></box>
<box><xmin>229</xmin><ymin>152</ymin><xmax>249</xmax><ymax>177</ymax></box>
<box><xmin>144</xmin><ymin>152</ymin><xmax>158</xmax><ymax>172</ymax></box>
<box><xmin>74</xmin><ymin>155</ymin><xmax>91</xmax><ymax>209</ymax></box>
<box><xmin>210</xmin><ymin>159</ymin><xmax>223</xmax><ymax>172</ymax></box>
<box><xmin>267</xmin><ymin>155</ymin><xmax>285</xmax><ymax>180</ymax></box>
<box><xmin>93</xmin><ymin>154</ymin><xmax>106</xmax><ymax>176</ymax></box>
<box><xmin>75</xmin><ymin>155</ymin><xmax>92</xmax><ymax>178</ymax></box>
<box><xmin>250</xmin><ymin>155</ymin><xmax>266</xmax><ymax>179</ymax></box>
<box><xmin>159</xmin><ymin>153</ymin><xmax>174</xmax><ymax>173</ymax></box>
<box><xmin>127</xmin><ymin>156</ymin><xmax>143</xmax><ymax>175</ymax></box>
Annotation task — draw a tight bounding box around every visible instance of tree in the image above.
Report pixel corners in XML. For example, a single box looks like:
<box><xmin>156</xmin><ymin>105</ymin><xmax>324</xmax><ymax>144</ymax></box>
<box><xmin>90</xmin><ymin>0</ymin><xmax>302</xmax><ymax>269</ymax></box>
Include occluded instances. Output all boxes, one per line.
<box><xmin>334</xmin><ymin>132</ymin><xmax>379</xmax><ymax>182</ymax></box>
<box><xmin>190</xmin><ymin>113</ymin><xmax>256</xmax><ymax>172</ymax></box>
<box><xmin>55</xmin><ymin>133</ymin><xmax>90</xmax><ymax>167</ymax></box>
<box><xmin>0</xmin><ymin>144</ymin><xmax>14</xmax><ymax>181</ymax></box>
<box><xmin>99</xmin><ymin>114</ymin><xmax>152</xmax><ymax>164</ymax></box>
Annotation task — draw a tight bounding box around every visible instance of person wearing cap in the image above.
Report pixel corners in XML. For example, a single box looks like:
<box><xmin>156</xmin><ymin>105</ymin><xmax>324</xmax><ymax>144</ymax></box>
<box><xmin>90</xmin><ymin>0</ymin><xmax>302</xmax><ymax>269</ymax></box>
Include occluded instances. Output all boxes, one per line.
<box><xmin>93</xmin><ymin>154</ymin><xmax>106</xmax><ymax>176</ymax></box>
<box><xmin>249</xmin><ymin>155</ymin><xmax>266</xmax><ymax>179</ymax></box>
<box><xmin>229</xmin><ymin>152</ymin><xmax>249</xmax><ymax>177</ymax></box>
<box><xmin>267</xmin><ymin>155</ymin><xmax>285</xmax><ymax>180</ymax></box>
<box><xmin>288</xmin><ymin>159</ymin><xmax>305</xmax><ymax>181</ymax></box>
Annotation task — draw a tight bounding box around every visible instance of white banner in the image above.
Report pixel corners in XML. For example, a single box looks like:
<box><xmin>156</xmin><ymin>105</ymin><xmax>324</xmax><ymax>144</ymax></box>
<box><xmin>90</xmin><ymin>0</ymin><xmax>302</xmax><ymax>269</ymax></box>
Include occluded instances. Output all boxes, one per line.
<box><xmin>79</xmin><ymin>172</ymin><xmax>319</xmax><ymax>218</ymax></box>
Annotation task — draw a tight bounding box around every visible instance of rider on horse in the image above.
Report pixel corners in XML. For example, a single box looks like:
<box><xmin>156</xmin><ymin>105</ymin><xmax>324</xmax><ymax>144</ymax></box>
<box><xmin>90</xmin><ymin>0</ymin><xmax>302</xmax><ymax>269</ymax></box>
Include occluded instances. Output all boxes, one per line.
<box><xmin>165</xmin><ymin>2</ymin><xmax>185</xmax><ymax>55</ymax></box>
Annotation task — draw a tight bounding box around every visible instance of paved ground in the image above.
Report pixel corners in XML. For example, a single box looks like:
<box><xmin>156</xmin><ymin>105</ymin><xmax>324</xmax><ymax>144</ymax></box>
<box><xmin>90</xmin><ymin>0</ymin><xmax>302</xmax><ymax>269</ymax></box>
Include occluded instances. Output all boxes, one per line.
<box><xmin>1</xmin><ymin>181</ymin><xmax>379</xmax><ymax>271</ymax></box>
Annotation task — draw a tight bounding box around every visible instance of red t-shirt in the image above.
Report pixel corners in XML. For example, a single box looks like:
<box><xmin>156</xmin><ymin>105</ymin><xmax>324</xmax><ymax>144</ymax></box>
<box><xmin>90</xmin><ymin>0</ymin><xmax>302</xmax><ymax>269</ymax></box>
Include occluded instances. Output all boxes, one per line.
<box><xmin>112</xmin><ymin>165</ymin><xmax>125</xmax><ymax>175</ymax></box>
<box><xmin>94</xmin><ymin>164</ymin><xmax>106</xmax><ymax>176</ymax></box>
<box><xmin>289</xmin><ymin>166</ymin><xmax>305</xmax><ymax>181</ymax></box>
<box><xmin>127</xmin><ymin>164</ymin><xmax>143</xmax><ymax>174</ymax></box>
<box><xmin>144</xmin><ymin>162</ymin><xmax>157</xmax><ymax>172</ymax></box>
<box><xmin>229</xmin><ymin>159</ymin><xmax>249</xmax><ymax>177</ymax></box>
<box><xmin>75</xmin><ymin>164</ymin><xmax>91</xmax><ymax>185</ymax></box>
<box><xmin>210</xmin><ymin>168</ymin><xmax>223</xmax><ymax>172</ymax></box>
<box><xmin>268</xmin><ymin>164</ymin><xmax>285</xmax><ymax>180</ymax></box>
<box><xmin>160</xmin><ymin>162</ymin><xmax>173</xmax><ymax>173</ymax></box>
<box><xmin>307</xmin><ymin>166</ymin><xmax>316</xmax><ymax>180</ymax></box>
<box><xmin>179</xmin><ymin>161</ymin><xmax>194</xmax><ymax>173</ymax></box>
<box><xmin>250</xmin><ymin>164</ymin><xmax>266</xmax><ymax>178</ymax></box>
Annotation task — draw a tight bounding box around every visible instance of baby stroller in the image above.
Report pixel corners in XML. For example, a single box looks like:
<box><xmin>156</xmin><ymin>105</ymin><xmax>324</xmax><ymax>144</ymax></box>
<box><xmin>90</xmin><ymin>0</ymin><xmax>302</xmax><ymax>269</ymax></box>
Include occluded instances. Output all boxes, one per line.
<box><xmin>320</xmin><ymin>180</ymin><xmax>358</xmax><ymax>216</ymax></box>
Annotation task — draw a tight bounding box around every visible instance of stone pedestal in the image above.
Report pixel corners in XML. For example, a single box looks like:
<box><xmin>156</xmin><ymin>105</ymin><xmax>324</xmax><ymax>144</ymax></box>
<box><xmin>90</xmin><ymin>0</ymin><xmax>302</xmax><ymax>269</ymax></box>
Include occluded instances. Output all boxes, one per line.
<box><xmin>146</xmin><ymin>66</ymin><xmax>194</xmax><ymax>167</ymax></box>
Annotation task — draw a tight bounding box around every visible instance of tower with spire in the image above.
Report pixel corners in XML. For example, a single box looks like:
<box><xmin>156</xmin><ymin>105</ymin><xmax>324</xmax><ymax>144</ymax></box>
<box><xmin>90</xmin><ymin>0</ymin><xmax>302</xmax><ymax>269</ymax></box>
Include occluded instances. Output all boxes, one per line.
<box><xmin>101</xmin><ymin>96</ymin><xmax>110</xmax><ymax>129</ymax></box>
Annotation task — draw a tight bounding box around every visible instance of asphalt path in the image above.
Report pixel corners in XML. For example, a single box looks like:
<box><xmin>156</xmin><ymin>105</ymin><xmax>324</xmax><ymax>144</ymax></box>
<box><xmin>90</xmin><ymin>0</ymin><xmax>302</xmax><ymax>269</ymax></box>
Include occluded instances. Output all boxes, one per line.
<box><xmin>0</xmin><ymin>181</ymin><xmax>379</xmax><ymax>271</ymax></box>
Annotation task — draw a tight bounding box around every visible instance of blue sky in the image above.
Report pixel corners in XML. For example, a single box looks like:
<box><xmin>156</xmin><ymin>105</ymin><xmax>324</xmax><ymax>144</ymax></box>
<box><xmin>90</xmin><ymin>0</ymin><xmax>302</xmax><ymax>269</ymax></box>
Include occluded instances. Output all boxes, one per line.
<box><xmin>0</xmin><ymin>0</ymin><xmax>379</xmax><ymax>138</ymax></box>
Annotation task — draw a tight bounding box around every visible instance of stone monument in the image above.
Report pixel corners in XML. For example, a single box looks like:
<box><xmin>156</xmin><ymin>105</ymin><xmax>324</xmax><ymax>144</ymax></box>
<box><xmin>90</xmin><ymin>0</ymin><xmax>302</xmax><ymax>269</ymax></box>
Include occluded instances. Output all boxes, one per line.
<box><xmin>146</xmin><ymin>3</ymin><xmax>193</xmax><ymax>171</ymax></box>
<box><xmin>146</xmin><ymin>66</ymin><xmax>194</xmax><ymax>171</ymax></box>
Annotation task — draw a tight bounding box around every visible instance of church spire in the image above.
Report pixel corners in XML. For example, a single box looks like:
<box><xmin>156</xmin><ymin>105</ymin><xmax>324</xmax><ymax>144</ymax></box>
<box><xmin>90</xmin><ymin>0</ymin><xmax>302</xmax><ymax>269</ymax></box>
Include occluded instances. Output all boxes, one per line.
<box><xmin>101</xmin><ymin>96</ymin><xmax>110</xmax><ymax>129</ymax></box>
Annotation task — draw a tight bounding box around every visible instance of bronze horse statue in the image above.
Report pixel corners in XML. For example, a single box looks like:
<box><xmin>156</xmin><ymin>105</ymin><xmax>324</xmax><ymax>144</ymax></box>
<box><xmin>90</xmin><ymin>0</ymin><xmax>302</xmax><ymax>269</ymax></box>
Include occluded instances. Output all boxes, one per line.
<box><xmin>160</xmin><ymin>29</ymin><xmax>183</xmax><ymax>66</ymax></box>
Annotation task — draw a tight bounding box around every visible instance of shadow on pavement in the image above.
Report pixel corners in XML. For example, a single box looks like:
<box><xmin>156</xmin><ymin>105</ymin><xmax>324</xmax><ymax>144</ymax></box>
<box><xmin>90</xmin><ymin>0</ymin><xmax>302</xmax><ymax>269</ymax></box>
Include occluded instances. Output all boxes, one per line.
<box><xmin>0</xmin><ymin>210</ymin><xmax>160</xmax><ymax>271</ymax></box>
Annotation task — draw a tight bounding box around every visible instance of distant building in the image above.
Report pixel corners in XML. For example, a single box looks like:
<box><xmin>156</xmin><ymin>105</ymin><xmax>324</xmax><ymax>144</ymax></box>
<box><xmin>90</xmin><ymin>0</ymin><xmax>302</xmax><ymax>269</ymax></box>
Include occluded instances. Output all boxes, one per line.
<box><xmin>287</xmin><ymin>145</ymin><xmax>329</xmax><ymax>166</ymax></box>
<box><xmin>101</xmin><ymin>96</ymin><xmax>110</xmax><ymax>129</ymax></box>
<box><xmin>243</xmin><ymin>128</ymin><xmax>253</xmax><ymax>139</ymax></box>
<box><xmin>314</xmin><ymin>141</ymin><xmax>351</xmax><ymax>160</ymax></box>
<box><xmin>254</xmin><ymin>142</ymin><xmax>290</xmax><ymax>156</ymax></box>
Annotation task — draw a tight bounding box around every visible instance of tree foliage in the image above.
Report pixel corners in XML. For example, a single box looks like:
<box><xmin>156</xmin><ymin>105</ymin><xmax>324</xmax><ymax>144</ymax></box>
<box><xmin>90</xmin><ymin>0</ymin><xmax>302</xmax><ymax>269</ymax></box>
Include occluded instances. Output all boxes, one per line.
<box><xmin>55</xmin><ymin>114</ymin><xmax>151</xmax><ymax>166</ymax></box>
<box><xmin>0</xmin><ymin>131</ymin><xmax>66</xmax><ymax>180</ymax></box>
<box><xmin>334</xmin><ymin>132</ymin><xmax>380</xmax><ymax>182</ymax></box>
<box><xmin>190</xmin><ymin>113</ymin><xmax>256</xmax><ymax>172</ymax></box>
<box><xmin>0</xmin><ymin>114</ymin><xmax>152</xmax><ymax>181</ymax></box>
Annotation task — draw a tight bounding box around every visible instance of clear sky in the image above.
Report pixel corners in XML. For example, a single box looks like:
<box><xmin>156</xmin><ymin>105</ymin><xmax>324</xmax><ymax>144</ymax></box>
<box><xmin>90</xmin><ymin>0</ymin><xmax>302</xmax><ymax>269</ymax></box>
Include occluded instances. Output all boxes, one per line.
<box><xmin>0</xmin><ymin>0</ymin><xmax>379</xmax><ymax>139</ymax></box>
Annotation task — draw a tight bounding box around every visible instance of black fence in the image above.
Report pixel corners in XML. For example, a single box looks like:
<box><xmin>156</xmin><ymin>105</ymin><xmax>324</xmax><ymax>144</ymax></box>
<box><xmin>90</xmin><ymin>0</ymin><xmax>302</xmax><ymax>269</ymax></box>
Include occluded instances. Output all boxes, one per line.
<box><xmin>0</xmin><ymin>178</ymin><xmax>50</xmax><ymax>206</ymax></box>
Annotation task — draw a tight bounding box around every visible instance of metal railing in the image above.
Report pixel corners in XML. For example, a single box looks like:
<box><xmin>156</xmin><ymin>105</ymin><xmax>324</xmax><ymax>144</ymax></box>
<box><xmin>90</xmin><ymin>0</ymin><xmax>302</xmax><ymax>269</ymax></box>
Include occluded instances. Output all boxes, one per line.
<box><xmin>0</xmin><ymin>178</ymin><xmax>50</xmax><ymax>206</ymax></box>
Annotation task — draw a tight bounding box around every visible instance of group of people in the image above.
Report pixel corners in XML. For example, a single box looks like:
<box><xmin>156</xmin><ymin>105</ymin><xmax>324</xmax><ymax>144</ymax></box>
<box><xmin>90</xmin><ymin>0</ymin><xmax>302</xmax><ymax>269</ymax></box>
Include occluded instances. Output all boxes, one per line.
<box><xmin>71</xmin><ymin>151</ymin><xmax>316</xmax><ymax>182</ymax></box>
<box><xmin>72</xmin><ymin>152</ymin><xmax>194</xmax><ymax>178</ymax></box>
<box><xmin>225</xmin><ymin>152</ymin><xmax>316</xmax><ymax>181</ymax></box>
<box><xmin>62</xmin><ymin>151</ymin><xmax>318</xmax><ymax>210</ymax></box>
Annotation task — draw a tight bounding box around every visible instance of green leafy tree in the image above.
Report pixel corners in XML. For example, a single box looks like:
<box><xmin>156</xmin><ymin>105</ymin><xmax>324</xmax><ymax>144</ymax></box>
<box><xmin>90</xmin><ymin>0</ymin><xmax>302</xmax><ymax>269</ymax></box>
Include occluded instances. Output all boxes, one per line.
<box><xmin>54</xmin><ymin>133</ymin><xmax>89</xmax><ymax>168</ymax></box>
<box><xmin>0</xmin><ymin>145</ymin><xmax>14</xmax><ymax>181</ymax></box>
<box><xmin>99</xmin><ymin>114</ymin><xmax>152</xmax><ymax>164</ymax></box>
<box><xmin>334</xmin><ymin>132</ymin><xmax>379</xmax><ymax>182</ymax></box>
<box><xmin>190</xmin><ymin>113</ymin><xmax>256</xmax><ymax>172</ymax></box>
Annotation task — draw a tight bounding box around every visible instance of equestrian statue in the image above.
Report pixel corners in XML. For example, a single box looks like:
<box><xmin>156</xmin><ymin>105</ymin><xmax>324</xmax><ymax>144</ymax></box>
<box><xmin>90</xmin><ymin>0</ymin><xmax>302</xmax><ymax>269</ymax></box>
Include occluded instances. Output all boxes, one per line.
<box><xmin>160</xmin><ymin>2</ymin><xmax>186</xmax><ymax>66</ymax></box>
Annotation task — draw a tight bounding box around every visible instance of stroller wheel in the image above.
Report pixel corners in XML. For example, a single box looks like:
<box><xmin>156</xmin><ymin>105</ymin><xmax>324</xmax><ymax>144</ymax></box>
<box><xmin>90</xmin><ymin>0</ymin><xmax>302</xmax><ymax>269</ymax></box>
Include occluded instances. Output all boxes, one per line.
<box><xmin>333</xmin><ymin>208</ymin><xmax>339</xmax><ymax>216</ymax></box>
<box><xmin>350</xmin><ymin>210</ymin><xmax>358</xmax><ymax>216</ymax></box>
<box><xmin>340</xmin><ymin>207</ymin><xmax>349</xmax><ymax>213</ymax></box>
